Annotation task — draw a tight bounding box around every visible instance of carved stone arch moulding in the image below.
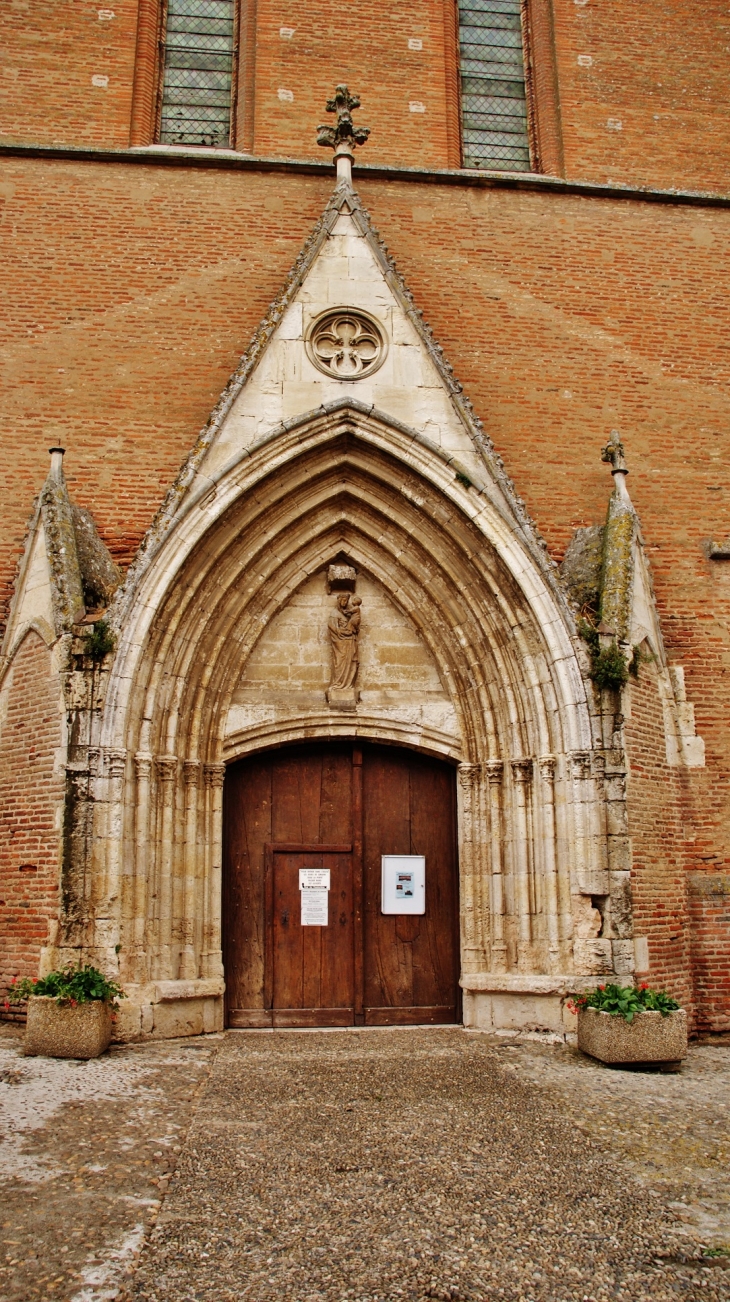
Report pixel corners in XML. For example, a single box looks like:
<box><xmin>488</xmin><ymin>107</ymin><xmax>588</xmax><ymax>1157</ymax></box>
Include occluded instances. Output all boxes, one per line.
<box><xmin>61</xmin><ymin>404</ymin><xmax>629</xmax><ymax>1040</ymax></box>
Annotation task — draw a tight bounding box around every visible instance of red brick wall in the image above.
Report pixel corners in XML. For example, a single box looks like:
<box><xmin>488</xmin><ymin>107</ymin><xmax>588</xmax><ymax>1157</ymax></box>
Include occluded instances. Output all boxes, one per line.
<box><xmin>245</xmin><ymin>0</ymin><xmax>457</xmax><ymax>169</ymax></box>
<box><xmin>0</xmin><ymin>155</ymin><xmax>728</xmax><ymax>1020</ymax></box>
<box><xmin>2</xmin><ymin>1</ymin><xmax>729</xmax><ymax>193</ymax></box>
<box><xmin>688</xmin><ymin>874</ymin><xmax>730</xmax><ymax>1034</ymax></box>
<box><xmin>553</xmin><ymin>0</ymin><xmax>730</xmax><ymax>194</ymax></box>
<box><xmin>0</xmin><ymin>631</ymin><xmax>64</xmax><ymax>996</ymax></box>
<box><xmin>623</xmin><ymin>663</ymin><xmax>693</xmax><ymax>1014</ymax></box>
<box><xmin>0</xmin><ymin>0</ymin><xmax>139</xmax><ymax>149</ymax></box>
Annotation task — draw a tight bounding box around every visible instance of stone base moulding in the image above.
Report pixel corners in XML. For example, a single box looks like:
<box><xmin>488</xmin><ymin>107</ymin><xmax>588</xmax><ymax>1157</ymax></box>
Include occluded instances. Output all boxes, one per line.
<box><xmin>577</xmin><ymin>1006</ymin><xmax>688</xmax><ymax>1065</ymax></box>
<box><xmin>24</xmin><ymin>996</ymin><xmax>113</xmax><ymax>1060</ymax></box>
<box><xmin>112</xmin><ymin>978</ymin><xmax>226</xmax><ymax>1042</ymax></box>
<box><xmin>461</xmin><ymin>974</ymin><xmax>636</xmax><ymax>1037</ymax></box>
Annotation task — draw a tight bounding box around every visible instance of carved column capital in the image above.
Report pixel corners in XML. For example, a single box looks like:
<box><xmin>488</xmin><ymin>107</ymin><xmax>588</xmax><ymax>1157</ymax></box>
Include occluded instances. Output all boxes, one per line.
<box><xmin>484</xmin><ymin>760</ymin><xmax>504</xmax><ymax>786</ymax></box>
<box><xmin>538</xmin><ymin>754</ymin><xmax>557</xmax><ymax>782</ymax></box>
<box><xmin>106</xmin><ymin>748</ymin><xmax>127</xmax><ymax>779</ymax></box>
<box><xmin>203</xmin><ymin>762</ymin><xmax>226</xmax><ymax>790</ymax></box>
<box><xmin>156</xmin><ymin>755</ymin><xmax>178</xmax><ymax>784</ymax></box>
<box><xmin>570</xmin><ymin>751</ymin><xmax>592</xmax><ymax>781</ymax></box>
<box><xmin>457</xmin><ymin>763</ymin><xmax>481</xmax><ymax>791</ymax></box>
<box><xmin>183</xmin><ymin>759</ymin><xmax>201</xmax><ymax>788</ymax></box>
<box><xmin>134</xmin><ymin>751</ymin><xmax>154</xmax><ymax>781</ymax></box>
<box><xmin>511</xmin><ymin>758</ymin><xmax>533</xmax><ymax>784</ymax></box>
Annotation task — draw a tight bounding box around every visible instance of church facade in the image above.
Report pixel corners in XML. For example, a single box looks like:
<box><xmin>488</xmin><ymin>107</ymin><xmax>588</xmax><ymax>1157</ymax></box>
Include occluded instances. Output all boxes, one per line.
<box><xmin>1</xmin><ymin>1</ymin><xmax>728</xmax><ymax>1039</ymax></box>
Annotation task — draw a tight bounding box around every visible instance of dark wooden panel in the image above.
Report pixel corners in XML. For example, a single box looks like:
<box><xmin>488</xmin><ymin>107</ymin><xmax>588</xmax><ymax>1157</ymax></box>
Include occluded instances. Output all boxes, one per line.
<box><xmin>222</xmin><ymin>756</ymin><xmax>272</xmax><ymax>1012</ymax></box>
<box><xmin>364</xmin><ymin>1005</ymin><xmax>458</xmax><ymax>1026</ymax></box>
<box><xmin>271</xmin><ymin>850</ymin><xmax>354</xmax><ymax>1018</ymax></box>
<box><xmin>224</xmin><ymin>740</ymin><xmax>459</xmax><ymax>1030</ymax></box>
<box><xmin>273</xmin><ymin>1008</ymin><xmax>354</xmax><ymax>1028</ymax></box>
<box><xmin>363</xmin><ymin>745</ymin><xmax>459</xmax><ymax>1018</ymax></box>
<box><xmin>407</xmin><ymin>755</ymin><xmax>460</xmax><ymax>1012</ymax></box>
<box><xmin>363</xmin><ymin>750</ymin><xmax>413</xmax><ymax>1009</ymax></box>
<box><xmin>228</xmin><ymin>1009</ymin><xmax>273</xmax><ymax>1028</ymax></box>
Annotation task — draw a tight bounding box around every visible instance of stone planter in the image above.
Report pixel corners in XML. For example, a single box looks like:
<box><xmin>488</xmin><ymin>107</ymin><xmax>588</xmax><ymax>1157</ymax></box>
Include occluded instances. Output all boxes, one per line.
<box><xmin>578</xmin><ymin>1006</ymin><xmax>687</xmax><ymax>1065</ymax></box>
<box><xmin>24</xmin><ymin>996</ymin><xmax>113</xmax><ymax>1060</ymax></box>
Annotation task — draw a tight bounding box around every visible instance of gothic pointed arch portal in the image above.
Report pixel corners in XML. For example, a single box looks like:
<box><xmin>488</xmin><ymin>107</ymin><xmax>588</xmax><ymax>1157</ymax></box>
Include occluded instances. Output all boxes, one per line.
<box><xmin>77</xmin><ymin>398</ymin><xmax>629</xmax><ymax>1039</ymax></box>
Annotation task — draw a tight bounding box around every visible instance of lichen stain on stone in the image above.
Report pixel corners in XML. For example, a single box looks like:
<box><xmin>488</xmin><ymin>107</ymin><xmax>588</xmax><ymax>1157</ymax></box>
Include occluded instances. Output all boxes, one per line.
<box><xmin>600</xmin><ymin>497</ymin><xmax>635</xmax><ymax>640</ymax></box>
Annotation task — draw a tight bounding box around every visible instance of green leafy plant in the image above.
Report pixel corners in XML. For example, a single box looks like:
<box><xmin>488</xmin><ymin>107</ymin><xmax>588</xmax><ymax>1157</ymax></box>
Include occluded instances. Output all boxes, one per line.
<box><xmin>591</xmin><ymin>643</ymin><xmax>629</xmax><ymax>691</ymax></box>
<box><xmin>568</xmin><ymin>983</ymin><xmax>680</xmax><ymax>1024</ymax></box>
<box><xmin>578</xmin><ymin>620</ymin><xmax>629</xmax><ymax>691</ymax></box>
<box><xmin>6</xmin><ymin>964</ymin><xmax>126</xmax><ymax>1009</ymax></box>
<box><xmin>86</xmin><ymin>619</ymin><xmax>116</xmax><ymax>663</ymax></box>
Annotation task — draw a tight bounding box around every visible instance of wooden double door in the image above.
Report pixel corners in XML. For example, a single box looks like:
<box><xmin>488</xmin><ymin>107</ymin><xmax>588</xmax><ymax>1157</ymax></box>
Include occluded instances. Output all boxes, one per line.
<box><xmin>222</xmin><ymin>741</ymin><xmax>460</xmax><ymax>1027</ymax></box>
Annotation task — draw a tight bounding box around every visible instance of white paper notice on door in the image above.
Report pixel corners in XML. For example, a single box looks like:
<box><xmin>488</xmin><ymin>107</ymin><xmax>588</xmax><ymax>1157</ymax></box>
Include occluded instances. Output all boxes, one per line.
<box><xmin>299</xmin><ymin>868</ymin><xmax>331</xmax><ymax>891</ymax></box>
<box><xmin>300</xmin><ymin>888</ymin><xmax>329</xmax><ymax>926</ymax></box>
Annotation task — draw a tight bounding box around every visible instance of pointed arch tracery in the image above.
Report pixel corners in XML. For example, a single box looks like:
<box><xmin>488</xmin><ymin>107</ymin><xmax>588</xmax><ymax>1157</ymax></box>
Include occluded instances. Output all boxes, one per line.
<box><xmin>94</xmin><ymin>405</ymin><xmax>603</xmax><ymax>990</ymax></box>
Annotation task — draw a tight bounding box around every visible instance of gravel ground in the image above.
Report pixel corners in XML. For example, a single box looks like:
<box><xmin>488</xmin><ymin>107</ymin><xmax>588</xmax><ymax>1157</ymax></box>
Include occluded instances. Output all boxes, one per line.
<box><xmin>0</xmin><ymin>1023</ymin><xmax>216</xmax><ymax>1302</ymax></box>
<box><xmin>1</xmin><ymin>1024</ymin><xmax>729</xmax><ymax>1302</ymax></box>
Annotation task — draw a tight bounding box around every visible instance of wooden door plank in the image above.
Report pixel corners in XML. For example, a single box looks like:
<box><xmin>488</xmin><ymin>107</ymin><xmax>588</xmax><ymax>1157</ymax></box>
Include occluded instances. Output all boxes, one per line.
<box><xmin>362</xmin><ymin>744</ymin><xmax>459</xmax><ymax>1021</ymax></box>
<box><xmin>318</xmin><ymin>747</ymin><xmax>354</xmax><ymax>843</ymax></box>
<box><xmin>408</xmin><ymin>758</ymin><xmax>460</xmax><ymax>1011</ymax></box>
<box><xmin>352</xmin><ymin>746</ymin><xmax>364</xmax><ymax>1021</ymax></box>
<box><xmin>273</xmin><ymin>1007</ymin><xmax>354</xmax><ymax>1028</ymax></box>
<box><xmin>363</xmin><ymin>748</ymin><xmax>413</xmax><ymax>1009</ymax></box>
<box><xmin>364</xmin><ymin>1005</ymin><xmax>458</xmax><ymax>1026</ymax></box>
<box><xmin>228</xmin><ymin>1009</ymin><xmax>274</xmax><ymax>1028</ymax></box>
<box><xmin>222</xmin><ymin>756</ymin><xmax>272</xmax><ymax>1014</ymax></box>
<box><xmin>266</xmin><ymin>843</ymin><xmax>351</xmax><ymax>854</ymax></box>
<box><xmin>272</xmin><ymin>849</ymin><xmax>354</xmax><ymax>1019</ymax></box>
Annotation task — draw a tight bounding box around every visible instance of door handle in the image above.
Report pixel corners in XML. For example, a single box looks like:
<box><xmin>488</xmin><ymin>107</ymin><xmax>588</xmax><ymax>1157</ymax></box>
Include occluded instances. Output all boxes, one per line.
<box><xmin>281</xmin><ymin>909</ymin><xmax>289</xmax><ymax>927</ymax></box>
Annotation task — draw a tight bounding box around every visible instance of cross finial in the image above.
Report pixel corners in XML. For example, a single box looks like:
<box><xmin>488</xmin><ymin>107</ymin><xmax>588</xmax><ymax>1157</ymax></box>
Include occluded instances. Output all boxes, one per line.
<box><xmin>601</xmin><ymin>430</ymin><xmax>631</xmax><ymax>501</ymax></box>
<box><xmin>601</xmin><ymin>430</ymin><xmax>628</xmax><ymax>475</ymax></box>
<box><xmin>317</xmin><ymin>85</ymin><xmax>370</xmax><ymax>184</ymax></box>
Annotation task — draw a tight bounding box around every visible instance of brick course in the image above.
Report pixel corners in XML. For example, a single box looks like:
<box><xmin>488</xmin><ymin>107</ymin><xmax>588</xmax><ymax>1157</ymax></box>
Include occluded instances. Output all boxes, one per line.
<box><xmin>0</xmin><ymin>631</ymin><xmax>64</xmax><ymax>996</ymax></box>
<box><xmin>2</xmin><ymin>2</ymin><xmax>729</xmax><ymax>192</ymax></box>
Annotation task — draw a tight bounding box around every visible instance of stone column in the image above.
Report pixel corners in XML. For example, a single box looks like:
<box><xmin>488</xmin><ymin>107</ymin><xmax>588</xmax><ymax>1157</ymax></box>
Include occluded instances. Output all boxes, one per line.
<box><xmin>104</xmin><ymin>747</ymin><xmax>127</xmax><ymax>905</ymax></box>
<box><xmin>538</xmin><ymin>755</ymin><xmax>560</xmax><ymax>971</ymax></box>
<box><xmin>203</xmin><ymin>763</ymin><xmax>226</xmax><ymax>980</ymax></box>
<box><xmin>457</xmin><ymin>763</ymin><xmax>484</xmax><ymax>972</ymax></box>
<box><xmin>132</xmin><ymin>752</ymin><xmax>153</xmax><ymax>982</ymax></box>
<box><xmin>155</xmin><ymin>755</ymin><xmax>178</xmax><ymax>980</ymax></box>
<box><xmin>485</xmin><ymin>760</ymin><xmax>507</xmax><ymax>973</ymax></box>
<box><xmin>569</xmin><ymin>749</ymin><xmax>591</xmax><ymax>855</ymax></box>
<box><xmin>511</xmin><ymin>758</ymin><xmax>534</xmax><ymax>967</ymax></box>
<box><xmin>180</xmin><ymin>759</ymin><xmax>201</xmax><ymax>980</ymax></box>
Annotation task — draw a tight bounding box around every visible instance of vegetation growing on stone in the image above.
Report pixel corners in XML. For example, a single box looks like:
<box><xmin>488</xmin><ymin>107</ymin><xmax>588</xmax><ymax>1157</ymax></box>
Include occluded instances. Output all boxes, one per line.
<box><xmin>86</xmin><ymin>618</ymin><xmax>116</xmax><ymax>662</ymax></box>
<box><xmin>577</xmin><ymin>619</ymin><xmax>630</xmax><ymax>691</ymax></box>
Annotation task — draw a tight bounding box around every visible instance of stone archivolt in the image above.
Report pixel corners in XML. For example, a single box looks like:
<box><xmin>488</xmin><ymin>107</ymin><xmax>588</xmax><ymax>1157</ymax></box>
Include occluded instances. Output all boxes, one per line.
<box><xmin>61</xmin><ymin>398</ymin><xmax>628</xmax><ymax>1038</ymax></box>
<box><xmin>0</xmin><ymin>176</ymin><xmax>654</xmax><ymax>1039</ymax></box>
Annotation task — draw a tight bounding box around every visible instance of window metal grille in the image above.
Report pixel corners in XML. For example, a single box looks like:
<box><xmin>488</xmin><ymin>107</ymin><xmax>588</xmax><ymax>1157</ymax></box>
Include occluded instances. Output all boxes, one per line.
<box><xmin>159</xmin><ymin>0</ymin><xmax>235</xmax><ymax>148</ymax></box>
<box><xmin>459</xmin><ymin>0</ymin><xmax>531</xmax><ymax>172</ymax></box>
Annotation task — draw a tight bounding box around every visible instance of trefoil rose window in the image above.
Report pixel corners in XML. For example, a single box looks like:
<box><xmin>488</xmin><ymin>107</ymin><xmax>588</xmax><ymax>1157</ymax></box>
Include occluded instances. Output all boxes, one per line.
<box><xmin>306</xmin><ymin>310</ymin><xmax>387</xmax><ymax>380</ymax></box>
<box><xmin>159</xmin><ymin>0</ymin><xmax>235</xmax><ymax>148</ymax></box>
<box><xmin>459</xmin><ymin>0</ymin><xmax>531</xmax><ymax>172</ymax></box>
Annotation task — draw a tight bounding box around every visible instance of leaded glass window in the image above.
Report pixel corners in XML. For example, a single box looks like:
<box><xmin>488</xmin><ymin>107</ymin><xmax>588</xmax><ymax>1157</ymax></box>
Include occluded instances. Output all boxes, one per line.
<box><xmin>459</xmin><ymin>0</ymin><xmax>531</xmax><ymax>172</ymax></box>
<box><xmin>159</xmin><ymin>0</ymin><xmax>235</xmax><ymax>148</ymax></box>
